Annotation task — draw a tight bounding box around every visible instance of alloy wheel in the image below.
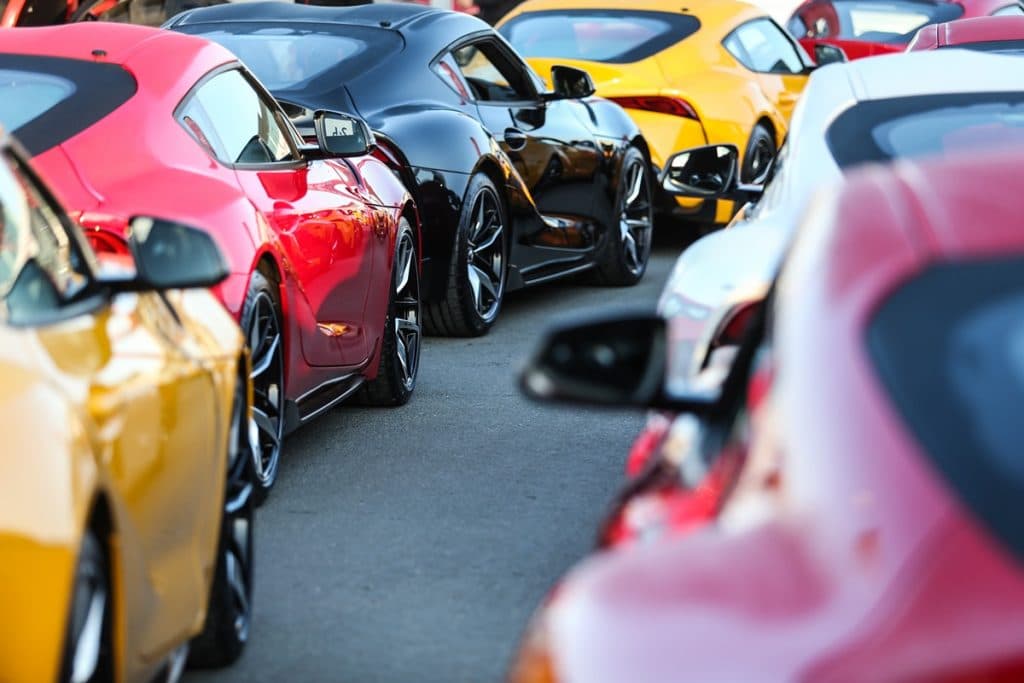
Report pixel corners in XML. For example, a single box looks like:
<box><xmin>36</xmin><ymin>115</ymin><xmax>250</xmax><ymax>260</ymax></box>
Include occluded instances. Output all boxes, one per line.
<box><xmin>618</xmin><ymin>158</ymin><xmax>653</xmax><ymax>278</ymax></box>
<box><xmin>67</xmin><ymin>560</ymin><xmax>107</xmax><ymax>683</ymax></box>
<box><xmin>246</xmin><ymin>291</ymin><xmax>284</xmax><ymax>492</ymax></box>
<box><xmin>223</xmin><ymin>380</ymin><xmax>254</xmax><ymax>645</ymax></box>
<box><xmin>466</xmin><ymin>188</ymin><xmax>506</xmax><ymax>324</ymax></box>
<box><xmin>746</xmin><ymin>136</ymin><xmax>775</xmax><ymax>185</ymax></box>
<box><xmin>393</xmin><ymin>229</ymin><xmax>421</xmax><ymax>391</ymax></box>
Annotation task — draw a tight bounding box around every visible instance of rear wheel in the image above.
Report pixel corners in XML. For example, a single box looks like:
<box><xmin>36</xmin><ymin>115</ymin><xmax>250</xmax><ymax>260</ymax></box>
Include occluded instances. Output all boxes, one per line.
<box><xmin>593</xmin><ymin>146</ymin><xmax>653</xmax><ymax>286</ymax></box>
<box><xmin>423</xmin><ymin>173</ymin><xmax>507</xmax><ymax>337</ymax></box>
<box><xmin>60</xmin><ymin>531</ymin><xmax>112</xmax><ymax>683</ymax></box>
<box><xmin>358</xmin><ymin>217</ymin><xmax>421</xmax><ymax>406</ymax></box>
<box><xmin>188</xmin><ymin>372</ymin><xmax>255</xmax><ymax>669</ymax></box>
<box><xmin>242</xmin><ymin>269</ymin><xmax>285</xmax><ymax>504</ymax></box>
<box><xmin>742</xmin><ymin>123</ymin><xmax>776</xmax><ymax>185</ymax></box>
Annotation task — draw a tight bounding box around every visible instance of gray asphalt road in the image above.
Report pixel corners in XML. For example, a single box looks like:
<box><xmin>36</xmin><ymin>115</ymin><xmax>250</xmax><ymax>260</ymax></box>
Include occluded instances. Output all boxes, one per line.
<box><xmin>186</xmin><ymin>242</ymin><xmax>683</xmax><ymax>683</ymax></box>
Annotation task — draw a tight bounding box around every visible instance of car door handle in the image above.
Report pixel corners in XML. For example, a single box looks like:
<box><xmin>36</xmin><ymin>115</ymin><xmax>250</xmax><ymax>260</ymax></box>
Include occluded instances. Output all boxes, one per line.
<box><xmin>504</xmin><ymin>127</ymin><xmax>528</xmax><ymax>152</ymax></box>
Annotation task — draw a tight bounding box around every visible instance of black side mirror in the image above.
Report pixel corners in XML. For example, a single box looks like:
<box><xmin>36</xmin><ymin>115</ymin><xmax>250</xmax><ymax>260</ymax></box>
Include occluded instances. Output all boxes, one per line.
<box><xmin>314</xmin><ymin>110</ymin><xmax>374</xmax><ymax>157</ymax></box>
<box><xmin>547</xmin><ymin>65</ymin><xmax>596</xmax><ymax>100</ymax></box>
<box><xmin>520</xmin><ymin>314</ymin><xmax>720</xmax><ymax>413</ymax></box>
<box><xmin>127</xmin><ymin>217</ymin><xmax>228</xmax><ymax>290</ymax></box>
<box><xmin>661</xmin><ymin>144</ymin><xmax>740</xmax><ymax>198</ymax></box>
<box><xmin>814</xmin><ymin>43</ymin><xmax>848</xmax><ymax>65</ymax></box>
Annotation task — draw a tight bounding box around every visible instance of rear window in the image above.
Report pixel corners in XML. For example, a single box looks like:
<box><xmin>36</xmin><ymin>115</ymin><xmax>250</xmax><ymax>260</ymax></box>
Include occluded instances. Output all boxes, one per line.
<box><xmin>174</xmin><ymin>23</ymin><xmax>402</xmax><ymax>93</ymax></box>
<box><xmin>789</xmin><ymin>0</ymin><xmax>963</xmax><ymax>44</ymax></box>
<box><xmin>0</xmin><ymin>54</ymin><xmax>136</xmax><ymax>156</ymax></box>
<box><xmin>499</xmin><ymin>10</ymin><xmax>700</xmax><ymax>64</ymax></box>
<box><xmin>826</xmin><ymin>93</ymin><xmax>1024</xmax><ymax>169</ymax></box>
<box><xmin>869</xmin><ymin>258</ymin><xmax>1024</xmax><ymax>560</ymax></box>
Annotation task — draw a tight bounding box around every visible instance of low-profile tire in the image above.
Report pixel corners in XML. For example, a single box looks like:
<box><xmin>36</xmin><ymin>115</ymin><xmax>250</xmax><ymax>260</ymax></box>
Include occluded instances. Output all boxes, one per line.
<box><xmin>358</xmin><ymin>217</ymin><xmax>422</xmax><ymax>406</ymax></box>
<box><xmin>742</xmin><ymin>123</ymin><xmax>776</xmax><ymax>185</ymax></box>
<box><xmin>241</xmin><ymin>268</ymin><xmax>285</xmax><ymax>505</ymax></box>
<box><xmin>423</xmin><ymin>173</ymin><xmax>508</xmax><ymax>337</ymax></box>
<box><xmin>60</xmin><ymin>531</ymin><xmax>113</xmax><ymax>683</ymax></box>
<box><xmin>592</xmin><ymin>145</ymin><xmax>654</xmax><ymax>286</ymax></box>
<box><xmin>188</xmin><ymin>373</ymin><xmax>255</xmax><ymax>669</ymax></box>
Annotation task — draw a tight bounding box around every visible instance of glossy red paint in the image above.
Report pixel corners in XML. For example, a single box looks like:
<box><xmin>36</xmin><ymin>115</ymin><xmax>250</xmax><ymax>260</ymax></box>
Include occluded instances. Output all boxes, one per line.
<box><xmin>793</xmin><ymin>0</ymin><xmax>1017</xmax><ymax>60</ymax></box>
<box><xmin>1</xmin><ymin>23</ymin><xmax>416</xmax><ymax>420</ymax></box>
<box><xmin>908</xmin><ymin>14</ymin><xmax>1024</xmax><ymax>48</ymax></box>
<box><xmin>513</xmin><ymin>150</ymin><xmax>1024</xmax><ymax>682</ymax></box>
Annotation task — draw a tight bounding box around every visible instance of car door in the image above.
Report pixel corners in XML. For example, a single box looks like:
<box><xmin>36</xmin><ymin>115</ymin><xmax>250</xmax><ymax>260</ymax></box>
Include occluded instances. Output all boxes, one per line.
<box><xmin>446</xmin><ymin>38</ymin><xmax>603</xmax><ymax>233</ymax></box>
<box><xmin>177</xmin><ymin>66</ymin><xmax>377</xmax><ymax>367</ymax></box>
<box><xmin>724</xmin><ymin>18</ymin><xmax>811</xmax><ymax>123</ymax></box>
<box><xmin>1</xmin><ymin>150</ymin><xmax>223</xmax><ymax>670</ymax></box>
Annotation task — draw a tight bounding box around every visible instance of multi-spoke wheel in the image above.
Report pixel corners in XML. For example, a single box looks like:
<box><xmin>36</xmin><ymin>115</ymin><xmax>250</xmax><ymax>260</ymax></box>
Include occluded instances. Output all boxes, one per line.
<box><xmin>593</xmin><ymin>146</ymin><xmax>653</xmax><ymax>286</ymax></box>
<box><xmin>358</xmin><ymin>217</ymin><xmax>421</xmax><ymax>406</ymax></box>
<box><xmin>742</xmin><ymin>123</ymin><xmax>776</xmax><ymax>185</ymax></box>
<box><xmin>60</xmin><ymin>531</ymin><xmax>112</xmax><ymax>683</ymax></box>
<box><xmin>189</xmin><ymin>371</ymin><xmax>254</xmax><ymax>669</ymax></box>
<box><xmin>424</xmin><ymin>173</ymin><xmax>508</xmax><ymax>337</ymax></box>
<box><xmin>242</xmin><ymin>270</ymin><xmax>284</xmax><ymax>504</ymax></box>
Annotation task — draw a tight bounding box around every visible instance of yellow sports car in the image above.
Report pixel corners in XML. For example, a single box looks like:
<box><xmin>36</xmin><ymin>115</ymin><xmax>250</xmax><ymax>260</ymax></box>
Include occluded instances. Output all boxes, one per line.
<box><xmin>0</xmin><ymin>136</ymin><xmax>254</xmax><ymax>683</ymax></box>
<box><xmin>498</xmin><ymin>0</ymin><xmax>814</xmax><ymax>224</ymax></box>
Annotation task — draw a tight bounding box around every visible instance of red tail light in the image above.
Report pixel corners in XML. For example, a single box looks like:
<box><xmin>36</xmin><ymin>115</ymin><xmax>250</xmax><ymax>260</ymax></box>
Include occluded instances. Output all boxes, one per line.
<box><xmin>713</xmin><ymin>301</ymin><xmax>758</xmax><ymax>349</ymax></box>
<box><xmin>609</xmin><ymin>96</ymin><xmax>700</xmax><ymax>121</ymax></box>
<box><xmin>73</xmin><ymin>211</ymin><xmax>131</xmax><ymax>257</ymax></box>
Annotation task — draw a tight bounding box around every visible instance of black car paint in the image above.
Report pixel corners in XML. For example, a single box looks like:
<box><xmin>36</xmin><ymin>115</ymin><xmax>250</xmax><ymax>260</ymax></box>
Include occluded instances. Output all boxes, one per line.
<box><xmin>167</xmin><ymin>2</ymin><xmax>649</xmax><ymax>302</ymax></box>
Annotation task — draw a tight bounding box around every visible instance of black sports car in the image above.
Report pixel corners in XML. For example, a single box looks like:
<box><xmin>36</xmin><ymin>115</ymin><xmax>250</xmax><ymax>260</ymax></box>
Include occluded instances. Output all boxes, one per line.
<box><xmin>167</xmin><ymin>2</ymin><xmax>655</xmax><ymax>336</ymax></box>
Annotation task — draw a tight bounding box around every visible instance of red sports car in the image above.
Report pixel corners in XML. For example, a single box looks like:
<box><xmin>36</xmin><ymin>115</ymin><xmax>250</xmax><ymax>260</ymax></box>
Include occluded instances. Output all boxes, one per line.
<box><xmin>908</xmin><ymin>13</ymin><xmax>1024</xmax><ymax>48</ymax></box>
<box><xmin>513</xmin><ymin>148</ymin><xmax>1024</xmax><ymax>682</ymax></box>
<box><xmin>0</xmin><ymin>23</ymin><xmax>422</xmax><ymax>499</ymax></box>
<box><xmin>789</xmin><ymin>0</ymin><xmax>1023</xmax><ymax>60</ymax></box>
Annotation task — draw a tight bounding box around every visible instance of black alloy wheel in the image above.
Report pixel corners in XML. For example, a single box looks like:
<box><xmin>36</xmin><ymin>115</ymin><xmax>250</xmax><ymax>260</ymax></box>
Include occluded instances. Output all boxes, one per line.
<box><xmin>358</xmin><ymin>217</ymin><xmax>421</xmax><ymax>406</ymax></box>
<box><xmin>742</xmin><ymin>124</ymin><xmax>776</xmax><ymax>185</ymax></box>
<box><xmin>593</xmin><ymin>145</ymin><xmax>654</xmax><ymax>286</ymax></box>
<box><xmin>424</xmin><ymin>173</ymin><xmax>508</xmax><ymax>337</ymax></box>
<box><xmin>242</xmin><ymin>270</ymin><xmax>285</xmax><ymax>504</ymax></box>
<box><xmin>60</xmin><ymin>531</ymin><xmax>112</xmax><ymax>683</ymax></box>
<box><xmin>188</xmin><ymin>372</ymin><xmax>255</xmax><ymax>668</ymax></box>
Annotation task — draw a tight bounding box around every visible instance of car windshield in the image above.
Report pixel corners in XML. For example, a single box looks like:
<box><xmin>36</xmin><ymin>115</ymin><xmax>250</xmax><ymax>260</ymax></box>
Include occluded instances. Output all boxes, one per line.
<box><xmin>826</xmin><ymin>93</ymin><xmax>1024</xmax><ymax>168</ymax></box>
<box><xmin>869</xmin><ymin>257</ymin><xmax>1024</xmax><ymax>560</ymax></box>
<box><xmin>499</xmin><ymin>10</ymin><xmax>701</xmax><ymax>64</ymax></box>
<box><xmin>175</xmin><ymin>23</ymin><xmax>402</xmax><ymax>93</ymax></box>
<box><xmin>790</xmin><ymin>0</ymin><xmax>963</xmax><ymax>44</ymax></box>
<box><xmin>0</xmin><ymin>55</ymin><xmax>136</xmax><ymax>155</ymax></box>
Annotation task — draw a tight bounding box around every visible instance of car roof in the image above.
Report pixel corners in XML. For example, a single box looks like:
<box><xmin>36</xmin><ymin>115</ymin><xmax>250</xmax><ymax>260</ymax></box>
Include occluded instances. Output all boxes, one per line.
<box><xmin>505</xmin><ymin>0</ymin><xmax>766</xmax><ymax>27</ymax></box>
<box><xmin>937</xmin><ymin>14</ymin><xmax>1024</xmax><ymax>45</ymax></box>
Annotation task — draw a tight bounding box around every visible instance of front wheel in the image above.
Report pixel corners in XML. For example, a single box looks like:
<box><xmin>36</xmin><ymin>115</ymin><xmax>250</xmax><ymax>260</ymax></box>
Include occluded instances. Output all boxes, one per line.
<box><xmin>423</xmin><ymin>173</ymin><xmax>508</xmax><ymax>337</ymax></box>
<box><xmin>593</xmin><ymin>146</ymin><xmax>653</xmax><ymax>286</ymax></box>
<box><xmin>358</xmin><ymin>217</ymin><xmax>422</xmax><ymax>406</ymax></box>
<box><xmin>188</xmin><ymin>372</ymin><xmax>255</xmax><ymax>669</ymax></box>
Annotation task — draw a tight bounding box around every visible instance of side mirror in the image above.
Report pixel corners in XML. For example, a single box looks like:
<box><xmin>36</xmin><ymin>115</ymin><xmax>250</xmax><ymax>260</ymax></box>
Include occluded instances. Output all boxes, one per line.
<box><xmin>661</xmin><ymin>144</ymin><xmax>740</xmax><ymax>199</ymax></box>
<box><xmin>547</xmin><ymin>65</ymin><xmax>596</xmax><ymax>100</ymax></box>
<box><xmin>814</xmin><ymin>43</ymin><xmax>848</xmax><ymax>65</ymax></box>
<box><xmin>127</xmin><ymin>217</ymin><xmax>228</xmax><ymax>290</ymax></box>
<box><xmin>314</xmin><ymin>110</ymin><xmax>374</xmax><ymax>157</ymax></box>
<box><xmin>519</xmin><ymin>314</ymin><xmax>720</xmax><ymax>413</ymax></box>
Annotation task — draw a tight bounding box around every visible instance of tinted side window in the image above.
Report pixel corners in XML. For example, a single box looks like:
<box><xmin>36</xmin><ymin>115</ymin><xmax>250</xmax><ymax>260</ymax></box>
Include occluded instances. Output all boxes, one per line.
<box><xmin>450</xmin><ymin>40</ymin><xmax>536</xmax><ymax>103</ymax></box>
<box><xmin>179</xmin><ymin>69</ymin><xmax>295</xmax><ymax>165</ymax></box>
<box><xmin>725</xmin><ymin>19</ymin><xmax>805</xmax><ymax>74</ymax></box>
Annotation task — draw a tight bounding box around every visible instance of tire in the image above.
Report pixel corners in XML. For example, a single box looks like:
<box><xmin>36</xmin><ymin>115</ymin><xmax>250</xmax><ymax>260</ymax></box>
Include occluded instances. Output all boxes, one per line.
<box><xmin>423</xmin><ymin>173</ymin><xmax>508</xmax><ymax>337</ymax></box>
<box><xmin>358</xmin><ymin>217</ymin><xmax>422</xmax><ymax>406</ymax></box>
<box><xmin>241</xmin><ymin>268</ymin><xmax>285</xmax><ymax>505</ymax></box>
<box><xmin>742</xmin><ymin>123</ymin><xmax>776</xmax><ymax>185</ymax></box>
<box><xmin>188</xmin><ymin>373</ymin><xmax>255</xmax><ymax>669</ymax></box>
<box><xmin>60</xmin><ymin>531</ymin><xmax>113</xmax><ymax>683</ymax></box>
<box><xmin>592</xmin><ymin>146</ymin><xmax>654</xmax><ymax>286</ymax></box>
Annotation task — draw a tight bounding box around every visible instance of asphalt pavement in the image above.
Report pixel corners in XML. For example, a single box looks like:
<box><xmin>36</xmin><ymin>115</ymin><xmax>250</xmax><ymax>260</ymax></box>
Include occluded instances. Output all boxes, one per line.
<box><xmin>186</xmin><ymin>235</ymin><xmax>687</xmax><ymax>683</ymax></box>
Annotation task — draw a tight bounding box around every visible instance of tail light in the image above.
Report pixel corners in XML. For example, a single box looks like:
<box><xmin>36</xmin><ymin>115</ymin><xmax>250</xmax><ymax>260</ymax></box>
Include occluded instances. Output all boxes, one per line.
<box><xmin>711</xmin><ymin>301</ymin><xmax>759</xmax><ymax>350</ymax></box>
<box><xmin>73</xmin><ymin>211</ymin><xmax>131</xmax><ymax>257</ymax></box>
<box><xmin>625</xmin><ymin>413</ymin><xmax>672</xmax><ymax>478</ymax></box>
<box><xmin>608</xmin><ymin>96</ymin><xmax>700</xmax><ymax>121</ymax></box>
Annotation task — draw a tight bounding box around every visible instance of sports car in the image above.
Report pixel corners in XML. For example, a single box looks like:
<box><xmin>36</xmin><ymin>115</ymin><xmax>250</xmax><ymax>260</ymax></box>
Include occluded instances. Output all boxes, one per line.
<box><xmin>0</xmin><ymin>22</ymin><xmax>422</xmax><ymax>499</ymax></box>
<box><xmin>512</xmin><ymin>146</ymin><xmax>1024</xmax><ymax>682</ymax></box>
<box><xmin>498</xmin><ymin>0</ymin><xmax>816</xmax><ymax>226</ymax></box>
<box><xmin>604</xmin><ymin>49</ymin><xmax>1024</xmax><ymax>548</ymax></box>
<box><xmin>908</xmin><ymin>13</ymin><xmax>1024</xmax><ymax>49</ymax></box>
<box><xmin>167</xmin><ymin>2</ymin><xmax>655</xmax><ymax>336</ymax></box>
<box><xmin>0</xmin><ymin>134</ymin><xmax>253</xmax><ymax>681</ymax></box>
<box><xmin>789</xmin><ymin>0</ymin><xmax>1024</xmax><ymax>60</ymax></box>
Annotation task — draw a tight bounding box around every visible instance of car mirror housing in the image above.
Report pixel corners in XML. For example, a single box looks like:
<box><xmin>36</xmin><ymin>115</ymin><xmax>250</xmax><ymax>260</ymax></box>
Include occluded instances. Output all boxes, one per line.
<box><xmin>122</xmin><ymin>217</ymin><xmax>229</xmax><ymax>290</ymax></box>
<box><xmin>814</xmin><ymin>43</ymin><xmax>848</xmax><ymax>66</ymax></box>
<box><xmin>546</xmin><ymin>65</ymin><xmax>596</xmax><ymax>101</ymax></box>
<box><xmin>519</xmin><ymin>313</ymin><xmax>721</xmax><ymax>414</ymax></box>
<box><xmin>661</xmin><ymin>144</ymin><xmax>765</xmax><ymax>203</ymax></box>
<box><xmin>314</xmin><ymin>110</ymin><xmax>375</xmax><ymax>157</ymax></box>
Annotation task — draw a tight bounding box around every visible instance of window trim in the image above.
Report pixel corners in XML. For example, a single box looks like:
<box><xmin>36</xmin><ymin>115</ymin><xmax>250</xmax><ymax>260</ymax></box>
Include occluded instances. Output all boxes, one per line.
<box><xmin>722</xmin><ymin>17</ymin><xmax>813</xmax><ymax>75</ymax></box>
<box><xmin>439</xmin><ymin>34</ymin><xmax>543</xmax><ymax>108</ymax></box>
<box><xmin>173</xmin><ymin>62</ymin><xmax>307</xmax><ymax>172</ymax></box>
